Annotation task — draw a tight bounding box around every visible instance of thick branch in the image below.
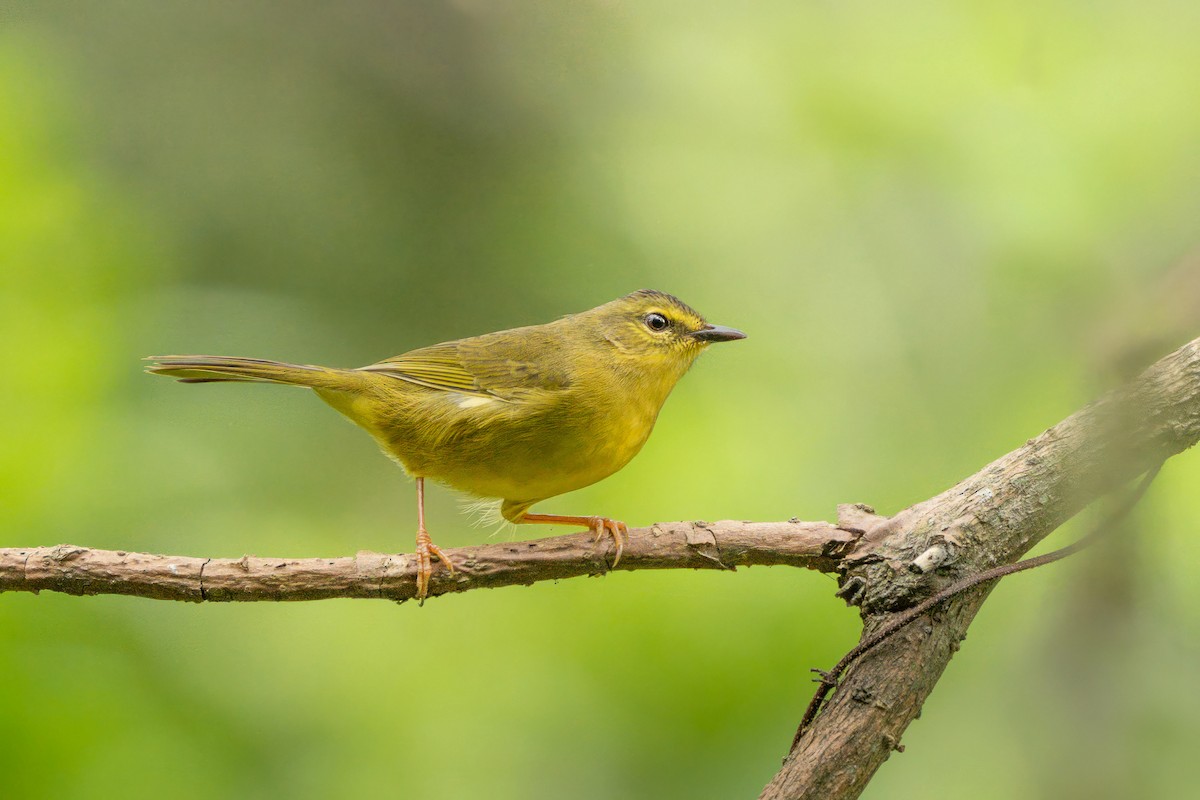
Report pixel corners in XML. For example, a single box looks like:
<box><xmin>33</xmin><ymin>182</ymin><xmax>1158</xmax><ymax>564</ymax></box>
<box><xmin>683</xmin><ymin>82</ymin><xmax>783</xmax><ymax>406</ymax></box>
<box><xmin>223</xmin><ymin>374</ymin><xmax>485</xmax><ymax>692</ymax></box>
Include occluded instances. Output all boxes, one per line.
<box><xmin>762</xmin><ymin>334</ymin><xmax>1200</xmax><ymax>800</ymax></box>
<box><xmin>0</xmin><ymin>520</ymin><xmax>854</xmax><ymax>602</ymax></box>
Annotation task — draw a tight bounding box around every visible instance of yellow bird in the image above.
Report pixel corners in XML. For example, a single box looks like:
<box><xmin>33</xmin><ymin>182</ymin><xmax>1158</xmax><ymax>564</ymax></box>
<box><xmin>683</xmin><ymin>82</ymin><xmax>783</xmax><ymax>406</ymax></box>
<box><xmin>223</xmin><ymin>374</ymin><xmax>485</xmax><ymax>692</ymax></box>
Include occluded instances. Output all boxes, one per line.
<box><xmin>147</xmin><ymin>290</ymin><xmax>745</xmax><ymax>600</ymax></box>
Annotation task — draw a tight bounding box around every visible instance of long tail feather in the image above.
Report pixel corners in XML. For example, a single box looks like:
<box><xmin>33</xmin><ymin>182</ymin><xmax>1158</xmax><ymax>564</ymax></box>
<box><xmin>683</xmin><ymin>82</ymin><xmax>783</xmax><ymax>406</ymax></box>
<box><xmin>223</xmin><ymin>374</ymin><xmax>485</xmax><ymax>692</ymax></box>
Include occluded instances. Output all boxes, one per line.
<box><xmin>145</xmin><ymin>355</ymin><xmax>359</xmax><ymax>390</ymax></box>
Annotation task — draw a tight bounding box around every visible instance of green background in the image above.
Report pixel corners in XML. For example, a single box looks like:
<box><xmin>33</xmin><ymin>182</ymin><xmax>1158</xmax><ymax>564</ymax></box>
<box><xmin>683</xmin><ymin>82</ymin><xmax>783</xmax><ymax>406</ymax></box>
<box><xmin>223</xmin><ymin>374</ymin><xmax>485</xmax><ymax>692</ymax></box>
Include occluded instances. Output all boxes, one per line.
<box><xmin>4</xmin><ymin>3</ymin><xmax>1200</xmax><ymax>798</ymax></box>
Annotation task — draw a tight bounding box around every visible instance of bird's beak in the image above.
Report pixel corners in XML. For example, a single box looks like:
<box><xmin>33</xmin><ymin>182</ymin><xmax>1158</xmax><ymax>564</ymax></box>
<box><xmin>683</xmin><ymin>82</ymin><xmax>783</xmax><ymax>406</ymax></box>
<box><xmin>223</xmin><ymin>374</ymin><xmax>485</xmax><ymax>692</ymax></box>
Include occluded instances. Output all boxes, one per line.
<box><xmin>691</xmin><ymin>324</ymin><xmax>747</xmax><ymax>343</ymax></box>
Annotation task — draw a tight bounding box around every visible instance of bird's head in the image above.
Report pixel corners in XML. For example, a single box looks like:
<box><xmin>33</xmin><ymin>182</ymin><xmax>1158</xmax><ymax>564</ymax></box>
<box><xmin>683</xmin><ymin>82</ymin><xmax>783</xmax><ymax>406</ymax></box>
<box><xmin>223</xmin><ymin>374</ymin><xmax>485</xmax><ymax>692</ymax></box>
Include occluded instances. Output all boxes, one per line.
<box><xmin>581</xmin><ymin>289</ymin><xmax>746</xmax><ymax>381</ymax></box>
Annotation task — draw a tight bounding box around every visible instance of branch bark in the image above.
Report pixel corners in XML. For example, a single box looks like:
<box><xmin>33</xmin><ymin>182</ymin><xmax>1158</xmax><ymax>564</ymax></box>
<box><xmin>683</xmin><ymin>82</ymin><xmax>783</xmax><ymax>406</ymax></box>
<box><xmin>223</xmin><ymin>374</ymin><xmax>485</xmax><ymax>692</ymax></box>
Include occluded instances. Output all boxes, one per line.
<box><xmin>0</xmin><ymin>520</ymin><xmax>854</xmax><ymax>602</ymax></box>
<box><xmin>5</xmin><ymin>335</ymin><xmax>1200</xmax><ymax>800</ymax></box>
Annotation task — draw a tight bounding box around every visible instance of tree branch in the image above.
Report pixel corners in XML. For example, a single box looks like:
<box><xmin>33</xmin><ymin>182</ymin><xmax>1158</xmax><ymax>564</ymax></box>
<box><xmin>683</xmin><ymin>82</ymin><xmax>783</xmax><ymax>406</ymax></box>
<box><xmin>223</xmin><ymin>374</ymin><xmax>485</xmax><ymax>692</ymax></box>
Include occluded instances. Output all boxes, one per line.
<box><xmin>761</xmin><ymin>333</ymin><xmax>1200</xmax><ymax>800</ymax></box>
<box><xmin>793</xmin><ymin>460</ymin><xmax>1163</xmax><ymax>745</ymax></box>
<box><xmin>0</xmin><ymin>520</ymin><xmax>855</xmax><ymax>603</ymax></box>
<box><xmin>6</xmin><ymin>334</ymin><xmax>1200</xmax><ymax>800</ymax></box>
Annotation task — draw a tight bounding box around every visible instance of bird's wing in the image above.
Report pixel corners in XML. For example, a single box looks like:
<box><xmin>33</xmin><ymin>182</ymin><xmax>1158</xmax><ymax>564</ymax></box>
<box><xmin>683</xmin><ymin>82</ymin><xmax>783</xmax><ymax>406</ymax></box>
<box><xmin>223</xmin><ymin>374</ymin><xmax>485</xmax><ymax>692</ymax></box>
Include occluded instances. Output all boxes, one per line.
<box><xmin>358</xmin><ymin>327</ymin><xmax>572</xmax><ymax>400</ymax></box>
<box><xmin>360</xmin><ymin>342</ymin><xmax>486</xmax><ymax>395</ymax></box>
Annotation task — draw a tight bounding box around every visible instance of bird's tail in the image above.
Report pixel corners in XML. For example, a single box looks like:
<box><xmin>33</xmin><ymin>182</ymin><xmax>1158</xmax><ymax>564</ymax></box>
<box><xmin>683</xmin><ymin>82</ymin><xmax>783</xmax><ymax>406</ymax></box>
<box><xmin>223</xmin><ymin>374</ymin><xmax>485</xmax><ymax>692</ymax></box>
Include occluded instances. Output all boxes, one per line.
<box><xmin>145</xmin><ymin>355</ymin><xmax>364</xmax><ymax>391</ymax></box>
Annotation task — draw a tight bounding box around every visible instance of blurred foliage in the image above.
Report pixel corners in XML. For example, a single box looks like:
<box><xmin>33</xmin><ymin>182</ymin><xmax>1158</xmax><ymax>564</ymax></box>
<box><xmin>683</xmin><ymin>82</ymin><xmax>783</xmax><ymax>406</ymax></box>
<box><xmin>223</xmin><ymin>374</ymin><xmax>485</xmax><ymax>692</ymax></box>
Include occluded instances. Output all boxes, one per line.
<box><xmin>3</xmin><ymin>2</ymin><xmax>1200</xmax><ymax>798</ymax></box>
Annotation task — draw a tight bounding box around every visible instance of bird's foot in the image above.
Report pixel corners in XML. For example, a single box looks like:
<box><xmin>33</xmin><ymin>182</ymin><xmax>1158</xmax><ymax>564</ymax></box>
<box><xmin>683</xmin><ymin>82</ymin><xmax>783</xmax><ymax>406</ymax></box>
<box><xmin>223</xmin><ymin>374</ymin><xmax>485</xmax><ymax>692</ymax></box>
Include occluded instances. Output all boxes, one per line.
<box><xmin>587</xmin><ymin>516</ymin><xmax>629</xmax><ymax>568</ymax></box>
<box><xmin>515</xmin><ymin>512</ymin><xmax>629</xmax><ymax>568</ymax></box>
<box><xmin>414</xmin><ymin>527</ymin><xmax>455</xmax><ymax>604</ymax></box>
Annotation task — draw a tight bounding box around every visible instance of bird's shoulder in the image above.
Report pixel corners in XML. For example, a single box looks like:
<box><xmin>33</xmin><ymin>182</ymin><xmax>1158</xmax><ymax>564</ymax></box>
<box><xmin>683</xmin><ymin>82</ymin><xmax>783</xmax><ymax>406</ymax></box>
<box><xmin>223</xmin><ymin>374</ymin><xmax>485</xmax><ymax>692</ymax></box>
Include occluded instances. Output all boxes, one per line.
<box><xmin>358</xmin><ymin>323</ymin><xmax>575</xmax><ymax>399</ymax></box>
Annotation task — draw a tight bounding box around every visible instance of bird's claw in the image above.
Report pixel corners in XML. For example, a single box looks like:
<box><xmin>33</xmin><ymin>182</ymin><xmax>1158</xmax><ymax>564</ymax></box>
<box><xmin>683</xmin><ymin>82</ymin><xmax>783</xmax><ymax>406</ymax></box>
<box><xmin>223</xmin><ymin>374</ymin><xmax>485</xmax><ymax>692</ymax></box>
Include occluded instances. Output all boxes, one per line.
<box><xmin>588</xmin><ymin>516</ymin><xmax>629</xmax><ymax>568</ymax></box>
<box><xmin>414</xmin><ymin>527</ymin><xmax>455</xmax><ymax>604</ymax></box>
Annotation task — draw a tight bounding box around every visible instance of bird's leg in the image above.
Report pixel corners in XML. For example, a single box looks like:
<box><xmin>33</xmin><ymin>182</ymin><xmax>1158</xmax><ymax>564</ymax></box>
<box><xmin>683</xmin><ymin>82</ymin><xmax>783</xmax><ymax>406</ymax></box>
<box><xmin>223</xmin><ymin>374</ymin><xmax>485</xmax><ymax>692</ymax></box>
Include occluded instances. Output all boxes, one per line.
<box><xmin>413</xmin><ymin>477</ymin><xmax>455</xmax><ymax>604</ymax></box>
<box><xmin>517</xmin><ymin>514</ymin><xmax>629</xmax><ymax>567</ymax></box>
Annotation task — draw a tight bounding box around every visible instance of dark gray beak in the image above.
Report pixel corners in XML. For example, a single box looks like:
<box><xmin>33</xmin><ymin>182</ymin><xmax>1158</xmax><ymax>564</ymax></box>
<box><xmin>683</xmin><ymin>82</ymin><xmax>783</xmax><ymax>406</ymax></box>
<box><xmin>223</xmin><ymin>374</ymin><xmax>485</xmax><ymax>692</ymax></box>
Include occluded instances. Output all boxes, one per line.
<box><xmin>691</xmin><ymin>324</ymin><xmax>747</xmax><ymax>343</ymax></box>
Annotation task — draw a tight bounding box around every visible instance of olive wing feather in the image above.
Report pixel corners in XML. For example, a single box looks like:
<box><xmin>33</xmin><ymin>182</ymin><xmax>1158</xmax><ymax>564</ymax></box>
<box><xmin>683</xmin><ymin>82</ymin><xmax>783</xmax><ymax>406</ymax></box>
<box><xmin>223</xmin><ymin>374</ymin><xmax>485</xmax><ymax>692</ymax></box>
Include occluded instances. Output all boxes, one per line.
<box><xmin>357</xmin><ymin>326</ymin><xmax>572</xmax><ymax>400</ymax></box>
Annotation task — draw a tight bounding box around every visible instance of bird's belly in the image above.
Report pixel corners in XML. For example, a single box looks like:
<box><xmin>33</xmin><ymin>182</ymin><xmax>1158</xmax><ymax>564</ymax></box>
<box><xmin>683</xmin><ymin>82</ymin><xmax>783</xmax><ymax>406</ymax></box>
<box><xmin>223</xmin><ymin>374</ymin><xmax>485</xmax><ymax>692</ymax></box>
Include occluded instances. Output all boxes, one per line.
<box><xmin>369</xmin><ymin>390</ymin><xmax>659</xmax><ymax>502</ymax></box>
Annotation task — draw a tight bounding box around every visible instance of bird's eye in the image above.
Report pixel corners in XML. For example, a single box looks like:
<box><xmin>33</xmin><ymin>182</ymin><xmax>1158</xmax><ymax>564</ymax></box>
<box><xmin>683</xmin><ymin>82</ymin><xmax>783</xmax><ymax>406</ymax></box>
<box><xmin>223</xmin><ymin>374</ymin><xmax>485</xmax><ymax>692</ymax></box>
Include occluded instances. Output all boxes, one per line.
<box><xmin>645</xmin><ymin>313</ymin><xmax>669</xmax><ymax>332</ymax></box>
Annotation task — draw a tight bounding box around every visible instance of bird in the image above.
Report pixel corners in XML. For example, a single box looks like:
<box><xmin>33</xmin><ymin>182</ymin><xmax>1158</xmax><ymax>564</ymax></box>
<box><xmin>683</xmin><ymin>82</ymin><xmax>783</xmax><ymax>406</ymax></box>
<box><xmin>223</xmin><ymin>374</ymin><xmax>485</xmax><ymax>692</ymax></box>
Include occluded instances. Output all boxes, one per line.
<box><xmin>146</xmin><ymin>289</ymin><xmax>745</xmax><ymax>601</ymax></box>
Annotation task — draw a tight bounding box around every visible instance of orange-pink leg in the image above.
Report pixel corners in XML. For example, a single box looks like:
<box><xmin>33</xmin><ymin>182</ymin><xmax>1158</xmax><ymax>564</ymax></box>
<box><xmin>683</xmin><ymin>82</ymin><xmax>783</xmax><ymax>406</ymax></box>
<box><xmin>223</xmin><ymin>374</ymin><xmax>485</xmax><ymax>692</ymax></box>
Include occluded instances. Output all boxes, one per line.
<box><xmin>413</xmin><ymin>477</ymin><xmax>455</xmax><ymax>603</ymax></box>
<box><xmin>518</xmin><ymin>514</ymin><xmax>629</xmax><ymax>567</ymax></box>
